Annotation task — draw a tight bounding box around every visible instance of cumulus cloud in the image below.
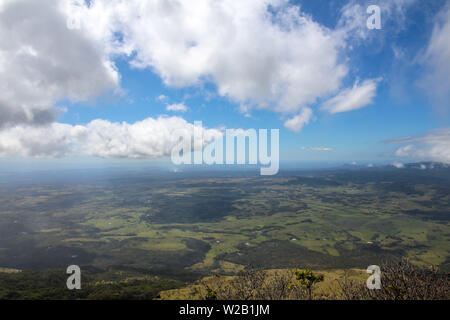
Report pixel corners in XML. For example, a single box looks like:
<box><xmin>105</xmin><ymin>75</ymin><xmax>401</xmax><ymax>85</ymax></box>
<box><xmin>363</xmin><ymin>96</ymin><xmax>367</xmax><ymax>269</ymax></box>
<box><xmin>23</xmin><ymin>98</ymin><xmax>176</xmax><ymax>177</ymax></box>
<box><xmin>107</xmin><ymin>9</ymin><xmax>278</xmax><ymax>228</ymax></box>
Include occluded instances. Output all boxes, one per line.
<box><xmin>419</xmin><ymin>4</ymin><xmax>450</xmax><ymax>112</ymax></box>
<box><xmin>166</xmin><ymin>103</ymin><xmax>188</xmax><ymax>113</ymax></box>
<box><xmin>0</xmin><ymin>123</ymin><xmax>77</xmax><ymax>157</ymax></box>
<box><xmin>386</xmin><ymin>129</ymin><xmax>450</xmax><ymax>164</ymax></box>
<box><xmin>1</xmin><ymin>0</ymin><xmax>390</xmax><ymax>141</ymax></box>
<box><xmin>284</xmin><ymin>108</ymin><xmax>313</xmax><ymax>133</ymax></box>
<box><xmin>1</xmin><ymin>0</ymin><xmax>399</xmax><ymax>161</ymax></box>
<box><xmin>72</xmin><ymin>0</ymin><xmax>348</xmax><ymax>114</ymax></box>
<box><xmin>321</xmin><ymin>79</ymin><xmax>379</xmax><ymax>114</ymax></box>
<box><xmin>0</xmin><ymin>117</ymin><xmax>221</xmax><ymax>158</ymax></box>
<box><xmin>0</xmin><ymin>0</ymin><xmax>119</xmax><ymax>128</ymax></box>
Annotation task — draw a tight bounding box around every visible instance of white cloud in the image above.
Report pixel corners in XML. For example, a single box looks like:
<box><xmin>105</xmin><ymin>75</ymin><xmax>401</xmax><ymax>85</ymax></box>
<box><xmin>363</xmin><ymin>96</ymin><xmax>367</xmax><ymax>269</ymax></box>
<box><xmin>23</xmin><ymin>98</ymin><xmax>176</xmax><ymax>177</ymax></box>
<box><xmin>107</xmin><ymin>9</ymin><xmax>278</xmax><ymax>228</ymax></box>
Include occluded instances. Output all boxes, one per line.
<box><xmin>156</xmin><ymin>94</ymin><xmax>169</xmax><ymax>102</ymax></box>
<box><xmin>388</xmin><ymin>129</ymin><xmax>450</xmax><ymax>164</ymax></box>
<box><xmin>310</xmin><ymin>147</ymin><xmax>333</xmax><ymax>151</ymax></box>
<box><xmin>301</xmin><ymin>146</ymin><xmax>333</xmax><ymax>151</ymax></box>
<box><xmin>321</xmin><ymin>79</ymin><xmax>379</xmax><ymax>114</ymax></box>
<box><xmin>0</xmin><ymin>117</ymin><xmax>222</xmax><ymax>158</ymax></box>
<box><xmin>73</xmin><ymin>0</ymin><xmax>348</xmax><ymax>114</ymax></box>
<box><xmin>419</xmin><ymin>4</ymin><xmax>450</xmax><ymax>112</ymax></box>
<box><xmin>0</xmin><ymin>0</ymin><xmax>390</xmax><ymax>141</ymax></box>
<box><xmin>166</xmin><ymin>103</ymin><xmax>188</xmax><ymax>113</ymax></box>
<box><xmin>0</xmin><ymin>123</ymin><xmax>78</xmax><ymax>158</ymax></box>
<box><xmin>1</xmin><ymin>0</ymin><xmax>398</xmax><ymax>161</ymax></box>
<box><xmin>392</xmin><ymin>161</ymin><xmax>405</xmax><ymax>169</ymax></box>
<box><xmin>0</xmin><ymin>0</ymin><xmax>119</xmax><ymax>128</ymax></box>
<box><xmin>284</xmin><ymin>108</ymin><xmax>313</xmax><ymax>133</ymax></box>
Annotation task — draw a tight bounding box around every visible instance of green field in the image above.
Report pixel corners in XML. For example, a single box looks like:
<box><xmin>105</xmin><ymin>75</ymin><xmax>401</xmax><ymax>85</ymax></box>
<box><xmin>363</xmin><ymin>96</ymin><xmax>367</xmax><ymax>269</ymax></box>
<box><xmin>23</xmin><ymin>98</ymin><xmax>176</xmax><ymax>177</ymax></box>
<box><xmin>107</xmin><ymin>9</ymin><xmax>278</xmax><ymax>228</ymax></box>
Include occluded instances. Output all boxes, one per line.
<box><xmin>0</xmin><ymin>163</ymin><xmax>449</xmax><ymax>298</ymax></box>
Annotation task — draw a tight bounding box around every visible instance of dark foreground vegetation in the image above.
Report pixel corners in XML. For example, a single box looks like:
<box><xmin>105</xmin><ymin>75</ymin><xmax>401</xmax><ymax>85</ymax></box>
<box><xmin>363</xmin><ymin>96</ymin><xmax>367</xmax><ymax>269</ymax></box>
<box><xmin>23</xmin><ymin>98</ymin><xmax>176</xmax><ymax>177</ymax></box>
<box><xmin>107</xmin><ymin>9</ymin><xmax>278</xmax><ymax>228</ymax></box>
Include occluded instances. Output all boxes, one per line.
<box><xmin>0</xmin><ymin>260</ymin><xmax>448</xmax><ymax>300</ymax></box>
<box><xmin>335</xmin><ymin>260</ymin><xmax>449</xmax><ymax>300</ymax></box>
<box><xmin>0</xmin><ymin>268</ymin><xmax>181</xmax><ymax>300</ymax></box>
<box><xmin>187</xmin><ymin>260</ymin><xmax>450</xmax><ymax>300</ymax></box>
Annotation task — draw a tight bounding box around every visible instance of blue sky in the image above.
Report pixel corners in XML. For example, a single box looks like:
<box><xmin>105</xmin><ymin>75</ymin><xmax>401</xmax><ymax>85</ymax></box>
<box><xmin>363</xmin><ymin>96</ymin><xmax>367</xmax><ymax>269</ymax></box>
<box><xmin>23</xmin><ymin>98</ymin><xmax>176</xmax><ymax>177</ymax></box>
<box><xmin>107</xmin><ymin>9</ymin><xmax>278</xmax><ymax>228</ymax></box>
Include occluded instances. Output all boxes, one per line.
<box><xmin>0</xmin><ymin>0</ymin><xmax>449</xmax><ymax>168</ymax></box>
